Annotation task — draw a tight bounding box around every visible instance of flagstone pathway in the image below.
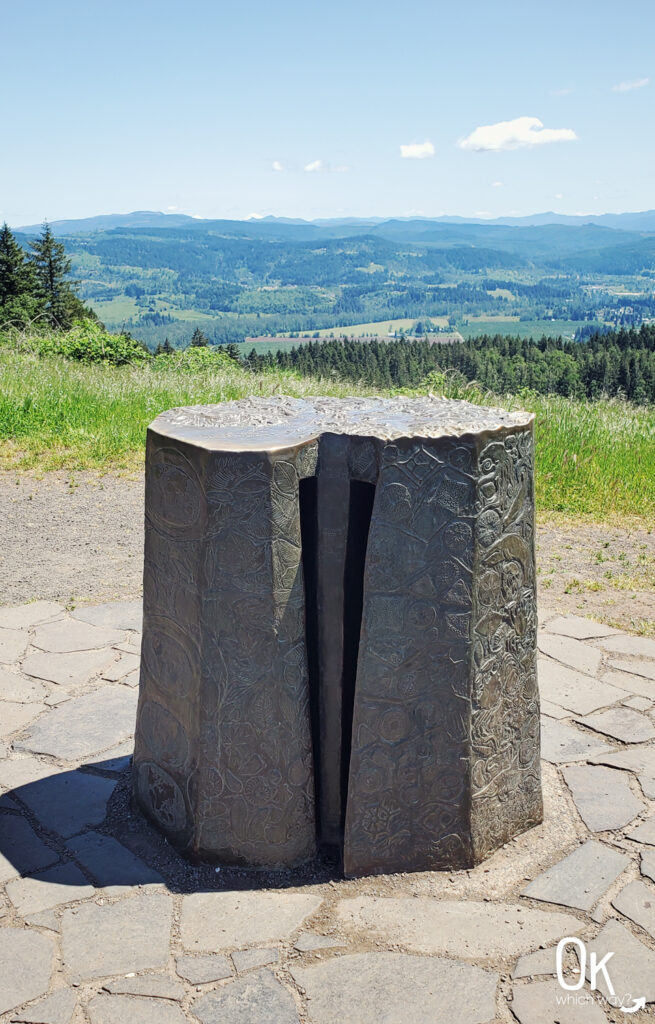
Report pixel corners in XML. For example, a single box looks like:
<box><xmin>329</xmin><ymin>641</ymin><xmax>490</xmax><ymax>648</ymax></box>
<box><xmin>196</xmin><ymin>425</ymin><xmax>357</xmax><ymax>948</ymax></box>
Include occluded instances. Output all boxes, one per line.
<box><xmin>0</xmin><ymin>600</ymin><xmax>654</xmax><ymax>1023</ymax></box>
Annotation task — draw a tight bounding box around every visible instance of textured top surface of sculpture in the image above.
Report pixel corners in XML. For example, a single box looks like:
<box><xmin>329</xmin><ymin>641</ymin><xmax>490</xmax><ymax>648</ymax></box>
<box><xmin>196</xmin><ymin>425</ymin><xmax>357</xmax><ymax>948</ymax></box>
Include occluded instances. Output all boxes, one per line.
<box><xmin>150</xmin><ymin>395</ymin><xmax>533</xmax><ymax>451</ymax></box>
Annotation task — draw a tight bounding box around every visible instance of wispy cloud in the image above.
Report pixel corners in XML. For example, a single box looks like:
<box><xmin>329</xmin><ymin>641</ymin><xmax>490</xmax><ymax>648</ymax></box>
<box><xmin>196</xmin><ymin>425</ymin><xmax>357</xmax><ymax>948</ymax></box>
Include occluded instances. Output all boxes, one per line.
<box><xmin>612</xmin><ymin>77</ymin><xmax>649</xmax><ymax>92</ymax></box>
<box><xmin>400</xmin><ymin>140</ymin><xmax>435</xmax><ymax>159</ymax></box>
<box><xmin>458</xmin><ymin>116</ymin><xmax>577</xmax><ymax>151</ymax></box>
<box><xmin>304</xmin><ymin>159</ymin><xmax>324</xmax><ymax>172</ymax></box>
<box><xmin>492</xmin><ymin>180</ymin><xmax>503</xmax><ymax>188</ymax></box>
<box><xmin>551</xmin><ymin>86</ymin><xmax>575</xmax><ymax>97</ymax></box>
<box><xmin>303</xmin><ymin>159</ymin><xmax>349</xmax><ymax>173</ymax></box>
<box><xmin>272</xmin><ymin>160</ymin><xmax>284</xmax><ymax>172</ymax></box>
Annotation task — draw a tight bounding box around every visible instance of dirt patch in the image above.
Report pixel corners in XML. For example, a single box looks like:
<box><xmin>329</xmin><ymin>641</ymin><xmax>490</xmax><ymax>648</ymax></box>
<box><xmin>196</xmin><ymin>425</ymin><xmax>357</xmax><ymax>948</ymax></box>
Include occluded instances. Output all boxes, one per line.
<box><xmin>1</xmin><ymin>471</ymin><xmax>653</xmax><ymax>634</ymax></box>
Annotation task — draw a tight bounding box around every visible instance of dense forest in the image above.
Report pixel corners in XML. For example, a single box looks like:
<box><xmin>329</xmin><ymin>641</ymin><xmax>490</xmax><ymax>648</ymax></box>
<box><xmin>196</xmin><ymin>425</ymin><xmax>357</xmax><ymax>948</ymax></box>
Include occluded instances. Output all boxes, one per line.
<box><xmin>246</xmin><ymin>326</ymin><xmax>655</xmax><ymax>403</ymax></box>
<box><xmin>11</xmin><ymin>213</ymin><xmax>655</xmax><ymax>348</ymax></box>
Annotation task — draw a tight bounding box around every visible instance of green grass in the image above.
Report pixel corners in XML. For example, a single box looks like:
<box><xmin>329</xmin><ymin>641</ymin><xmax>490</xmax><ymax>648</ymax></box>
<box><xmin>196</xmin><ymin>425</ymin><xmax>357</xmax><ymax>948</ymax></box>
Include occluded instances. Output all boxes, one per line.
<box><xmin>0</xmin><ymin>348</ymin><xmax>653</xmax><ymax>524</ymax></box>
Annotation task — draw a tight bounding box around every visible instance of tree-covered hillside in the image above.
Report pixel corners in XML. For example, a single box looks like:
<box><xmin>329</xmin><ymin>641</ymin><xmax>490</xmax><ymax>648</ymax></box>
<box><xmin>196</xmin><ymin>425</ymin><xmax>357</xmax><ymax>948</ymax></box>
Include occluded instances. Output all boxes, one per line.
<box><xmin>11</xmin><ymin>215</ymin><xmax>655</xmax><ymax>348</ymax></box>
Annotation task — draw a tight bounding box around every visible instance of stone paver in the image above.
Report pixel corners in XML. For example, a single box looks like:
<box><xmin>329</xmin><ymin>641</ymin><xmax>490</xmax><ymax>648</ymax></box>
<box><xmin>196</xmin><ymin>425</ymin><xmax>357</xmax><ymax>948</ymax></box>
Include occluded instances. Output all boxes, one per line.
<box><xmin>562</xmin><ymin>764</ymin><xmax>643</xmax><ymax>831</ymax></box>
<box><xmin>103</xmin><ymin>974</ymin><xmax>185</xmax><ymax>999</ymax></box>
<box><xmin>334</xmin><ymin>897</ymin><xmax>583</xmax><ymax>959</ymax></box>
<box><xmin>232</xmin><ymin>947</ymin><xmax>279</xmax><ymax>972</ymax></box>
<box><xmin>537</xmin><ymin>659</ymin><xmax>625</xmax><ymax>714</ymax></box>
<box><xmin>0</xmin><ymin>600</ymin><xmax>654</xmax><ymax>1022</ymax></box>
<box><xmin>0</xmin><ymin>927</ymin><xmax>55</xmax><ymax>1015</ymax></box>
<box><xmin>6</xmin><ymin>863</ymin><xmax>95</xmax><ymax>916</ymax></box>
<box><xmin>22</xmin><ymin>648</ymin><xmax>118</xmax><ymax>688</ymax></box>
<box><xmin>542</xmin><ymin>615</ymin><xmax>618</xmax><ymax>640</ymax></box>
<box><xmin>522</xmin><ymin>840</ymin><xmax>629</xmax><ymax>911</ymax></box>
<box><xmin>0</xmin><ymin>601</ymin><xmax>63</xmax><ymax>631</ymax></box>
<box><xmin>0</xmin><ymin>815</ymin><xmax>58</xmax><ymax>883</ymax></box>
<box><xmin>540</xmin><ymin>718</ymin><xmax>610</xmax><ymax>764</ymax></box>
<box><xmin>101</xmin><ymin>651</ymin><xmax>140</xmax><ymax>682</ymax></box>
<box><xmin>0</xmin><ymin>667</ymin><xmax>50</xmax><ymax>703</ymax></box>
<box><xmin>511</xmin><ymin>946</ymin><xmax>557</xmax><ymax>979</ymax></box>
<box><xmin>538</xmin><ymin>634</ymin><xmax>602</xmax><ymax>676</ymax></box>
<box><xmin>73</xmin><ymin>599</ymin><xmax>143</xmax><ymax>632</ymax></box>
<box><xmin>61</xmin><ymin>893</ymin><xmax>173</xmax><ymax>982</ymax></box>
<box><xmin>0</xmin><ymin>627</ymin><xmax>28</xmax><ymax>663</ymax></box>
<box><xmin>32</xmin><ymin>619</ymin><xmax>126</xmax><ymax>653</ymax></box>
<box><xmin>193</xmin><ymin>970</ymin><xmax>299</xmax><ymax>1024</ymax></box>
<box><xmin>611</xmin><ymin>879</ymin><xmax>655</xmax><ymax>938</ymax></box>
<box><xmin>175</xmin><ymin>954</ymin><xmax>232</xmax><ymax>984</ymax></box>
<box><xmin>576</xmin><ymin>705</ymin><xmax>655</xmax><ymax>743</ymax></box>
<box><xmin>596</xmin><ymin>634</ymin><xmax>655</xmax><ymax>659</ymax></box>
<box><xmin>15</xmin><ymin>768</ymin><xmax>117</xmax><ymax>837</ymax></box>
<box><xmin>9</xmin><ymin>987</ymin><xmax>77</xmax><ymax>1024</ymax></box>
<box><xmin>626</xmin><ymin>814</ymin><xmax>655</xmax><ymax>846</ymax></box>
<box><xmin>87</xmin><ymin>995</ymin><xmax>186</xmax><ymax>1024</ymax></box>
<box><xmin>0</xmin><ymin>700</ymin><xmax>44</xmax><ymax>738</ymax></box>
<box><xmin>180</xmin><ymin>891</ymin><xmax>322</xmax><ymax>950</ymax></box>
<box><xmin>510</xmin><ymin>980</ymin><xmax>606</xmax><ymax>1024</ymax></box>
<box><xmin>641</xmin><ymin>851</ymin><xmax>655</xmax><ymax>883</ymax></box>
<box><xmin>588</xmin><ymin>744</ymin><xmax>655</xmax><ymax>799</ymax></box>
<box><xmin>585</xmin><ymin>919</ymin><xmax>655</xmax><ymax>1004</ymax></box>
<box><xmin>609</xmin><ymin>657</ymin><xmax>655</xmax><ymax>681</ymax></box>
<box><xmin>290</xmin><ymin>953</ymin><xmax>498</xmax><ymax>1024</ymax></box>
<box><xmin>65</xmin><ymin>831</ymin><xmax>163</xmax><ymax>890</ymax></box>
<box><xmin>17</xmin><ymin>686</ymin><xmax>137</xmax><ymax>760</ymax></box>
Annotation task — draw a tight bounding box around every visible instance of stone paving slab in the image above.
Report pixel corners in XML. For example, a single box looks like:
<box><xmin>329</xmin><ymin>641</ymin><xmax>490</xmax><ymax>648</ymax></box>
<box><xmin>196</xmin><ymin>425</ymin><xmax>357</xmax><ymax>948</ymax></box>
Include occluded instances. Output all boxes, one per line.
<box><xmin>180</xmin><ymin>891</ymin><xmax>322</xmax><ymax>950</ymax></box>
<box><xmin>31</xmin><ymin>619</ymin><xmax>126</xmax><ymax>654</ymax></box>
<box><xmin>562</xmin><ymin>764</ymin><xmax>644</xmax><ymax>831</ymax></box>
<box><xmin>72</xmin><ymin>600</ymin><xmax>143</xmax><ymax>632</ymax></box>
<box><xmin>510</xmin><ymin>979</ymin><xmax>606</xmax><ymax>1023</ymax></box>
<box><xmin>61</xmin><ymin>893</ymin><xmax>173</xmax><ymax>982</ymax></box>
<box><xmin>611</xmin><ymin>878</ymin><xmax>655</xmax><ymax>938</ymax></box>
<box><xmin>289</xmin><ymin>953</ymin><xmax>498</xmax><ymax>1024</ymax></box>
<box><xmin>585</xmin><ymin>918</ymin><xmax>655</xmax><ymax>1004</ymax></box>
<box><xmin>0</xmin><ymin>600</ymin><xmax>655</xmax><ymax>1023</ymax></box>
<box><xmin>0</xmin><ymin>928</ymin><xmax>55</xmax><ymax>1015</ymax></box>
<box><xmin>522</xmin><ymin>840</ymin><xmax>630</xmax><ymax>911</ymax></box>
<box><xmin>192</xmin><ymin>969</ymin><xmax>299</xmax><ymax>1024</ymax></box>
<box><xmin>21</xmin><ymin>648</ymin><xmax>119</xmax><ymax>688</ymax></box>
<box><xmin>333</xmin><ymin>897</ymin><xmax>584</xmax><ymax>959</ymax></box>
<box><xmin>16</xmin><ymin>686</ymin><xmax>138</xmax><ymax>761</ymax></box>
<box><xmin>576</xmin><ymin>705</ymin><xmax>655</xmax><ymax>743</ymax></box>
<box><xmin>540</xmin><ymin>718</ymin><xmax>611</xmax><ymax>763</ymax></box>
<box><xmin>10</xmin><ymin>988</ymin><xmax>77</xmax><ymax>1024</ymax></box>
<box><xmin>86</xmin><ymin>995</ymin><xmax>186</xmax><ymax>1024</ymax></box>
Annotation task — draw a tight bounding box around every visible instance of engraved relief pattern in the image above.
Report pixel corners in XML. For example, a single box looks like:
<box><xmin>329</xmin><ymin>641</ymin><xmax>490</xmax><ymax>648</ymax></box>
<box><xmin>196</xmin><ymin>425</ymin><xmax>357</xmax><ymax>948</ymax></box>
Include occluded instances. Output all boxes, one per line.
<box><xmin>469</xmin><ymin>426</ymin><xmax>542</xmax><ymax>860</ymax></box>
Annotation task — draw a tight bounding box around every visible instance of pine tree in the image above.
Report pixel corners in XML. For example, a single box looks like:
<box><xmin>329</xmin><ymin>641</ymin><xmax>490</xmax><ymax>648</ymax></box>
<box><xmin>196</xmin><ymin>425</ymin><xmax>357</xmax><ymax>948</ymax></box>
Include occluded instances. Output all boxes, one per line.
<box><xmin>0</xmin><ymin>223</ymin><xmax>36</xmax><ymax>324</ymax></box>
<box><xmin>162</xmin><ymin>338</ymin><xmax>174</xmax><ymax>354</ymax></box>
<box><xmin>190</xmin><ymin>327</ymin><xmax>209</xmax><ymax>347</ymax></box>
<box><xmin>28</xmin><ymin>223</ymin><xmax>90</xmax><ymax>328</ymax></box>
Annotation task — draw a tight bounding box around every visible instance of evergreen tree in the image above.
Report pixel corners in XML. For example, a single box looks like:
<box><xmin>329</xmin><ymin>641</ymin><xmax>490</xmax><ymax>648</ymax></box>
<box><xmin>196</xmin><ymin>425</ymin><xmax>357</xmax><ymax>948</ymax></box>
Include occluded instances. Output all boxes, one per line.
<box><xmin>0</xmin><ymin>223</ymin><xmax>33</xmax><ymax>305</ymax></box>
<box><xmin>162</xmin><ymin>338</ymin><xmax>174</xmax><ymax>354</ymax></box>
<box><xmin>28</xmin><ymin>223</ymin><xmax>91</xmax><ymax>328</ymax></box>
<box><xmin>190</xmin><ymin>327</ymin><xmax>209</xmax><ymax>347</ymax></box>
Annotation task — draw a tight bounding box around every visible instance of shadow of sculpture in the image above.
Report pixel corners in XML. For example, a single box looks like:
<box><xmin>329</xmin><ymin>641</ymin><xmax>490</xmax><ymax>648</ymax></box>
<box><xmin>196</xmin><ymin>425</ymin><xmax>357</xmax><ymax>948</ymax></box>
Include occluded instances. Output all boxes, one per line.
<box><xmin>0</xmin><ymin>758</ymin><xmax>342</xmax><ymax>896</ymax></box>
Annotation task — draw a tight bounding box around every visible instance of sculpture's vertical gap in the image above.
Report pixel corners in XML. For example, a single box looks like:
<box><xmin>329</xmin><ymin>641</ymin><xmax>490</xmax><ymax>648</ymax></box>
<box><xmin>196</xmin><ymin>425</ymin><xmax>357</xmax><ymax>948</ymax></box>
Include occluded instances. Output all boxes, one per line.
<box><xmin>341</xmin><ymin>480</ymin><xmax>376</xmax><ymax>832</ymax></box>
<box><xmin>298</xmin><ymin>476</ymin><xmax>321</xmax><ymax>832</ymax></box>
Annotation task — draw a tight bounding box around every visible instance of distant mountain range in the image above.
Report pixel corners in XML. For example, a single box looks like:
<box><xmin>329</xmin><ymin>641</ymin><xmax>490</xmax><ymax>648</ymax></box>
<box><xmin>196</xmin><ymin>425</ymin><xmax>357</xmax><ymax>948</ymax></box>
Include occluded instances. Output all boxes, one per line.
<box><xmin>16</xmin><ymin>208</ymin><xmax>655</xmax><ymax>236</ymax></box>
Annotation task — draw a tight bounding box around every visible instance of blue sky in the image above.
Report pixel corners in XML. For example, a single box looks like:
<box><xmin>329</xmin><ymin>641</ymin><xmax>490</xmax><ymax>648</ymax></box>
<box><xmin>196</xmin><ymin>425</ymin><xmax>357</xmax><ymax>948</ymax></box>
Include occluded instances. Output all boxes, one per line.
<box><xmin>2</xmin><ymin>0</ymin><xmax>654</xmax><ymax>224</ymax></box>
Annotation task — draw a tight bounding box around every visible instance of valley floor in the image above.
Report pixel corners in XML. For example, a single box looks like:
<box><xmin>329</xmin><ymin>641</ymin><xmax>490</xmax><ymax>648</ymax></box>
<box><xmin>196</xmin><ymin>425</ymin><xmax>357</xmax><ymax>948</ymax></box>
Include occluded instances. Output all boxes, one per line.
<box><xmin>1</xmin><ymin>471</ymin><xmax>653</xmax><ymax>635</ymax></box>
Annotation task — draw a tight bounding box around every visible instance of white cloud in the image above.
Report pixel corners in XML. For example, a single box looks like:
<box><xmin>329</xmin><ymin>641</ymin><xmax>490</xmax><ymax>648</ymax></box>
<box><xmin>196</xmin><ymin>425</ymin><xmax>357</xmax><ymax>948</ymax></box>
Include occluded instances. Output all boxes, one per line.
<box><xmin>272</xmin><ymin>160</ymin><xmax>284</xmax><ymax>172</ymax></box>
<box><xmin>400</xmin><ymin>140</ymin><xmax>435</xmax><ymax>159</ymax></box>
<box><xmin>304</xmin><ymin>159</ymin><xmax>324</xmax><ymax>172</ymax></box>
<box><xmin>612</xmin><ymin>77</ymin><xmax>649</xmax><ymax>92</ymax></box>
<box><xmin>492</xmin><ymin>180</ymin><xmax>503</xmax><ymax>188</ymax></box>
<box><xmin>458</xmin><ymin>116</ymin><xmax>577</xmax><ymax>151</ymax></box>
<box><xmin>551</xmin><ymin>87</ymin><xmax>575</xmax><ymax>97</ymax></box>
<box><xmin>555</xmin><ymin>192</ymin><xmax>564</xmax><ymax>199</ymax></box>
<box><xmin>166</xmin><ymin>204</ymin><xmax>179</xmax><ymax>211</ymax></box>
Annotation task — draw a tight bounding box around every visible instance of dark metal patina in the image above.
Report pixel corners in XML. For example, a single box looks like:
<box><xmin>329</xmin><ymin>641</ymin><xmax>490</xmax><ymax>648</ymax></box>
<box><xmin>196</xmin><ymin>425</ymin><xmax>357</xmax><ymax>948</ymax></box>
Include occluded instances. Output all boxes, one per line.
<box><xmin>133</xmin><ymin>396</ymin><xmax>542</xmax><ymax>876</ymax></box>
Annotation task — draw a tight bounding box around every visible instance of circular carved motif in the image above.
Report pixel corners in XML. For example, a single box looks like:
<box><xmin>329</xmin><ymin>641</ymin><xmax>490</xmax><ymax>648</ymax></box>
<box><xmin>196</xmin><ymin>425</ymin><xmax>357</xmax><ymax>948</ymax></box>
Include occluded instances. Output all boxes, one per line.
<box><xmin>138</xmin><ymin>700</ymin><xmax>189</xmax><ymax>770</ymax></box>
<box><xmin>136</xmin><ymin>761</ymin><xmax>187</xmax><ymax>833</ymax></box>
